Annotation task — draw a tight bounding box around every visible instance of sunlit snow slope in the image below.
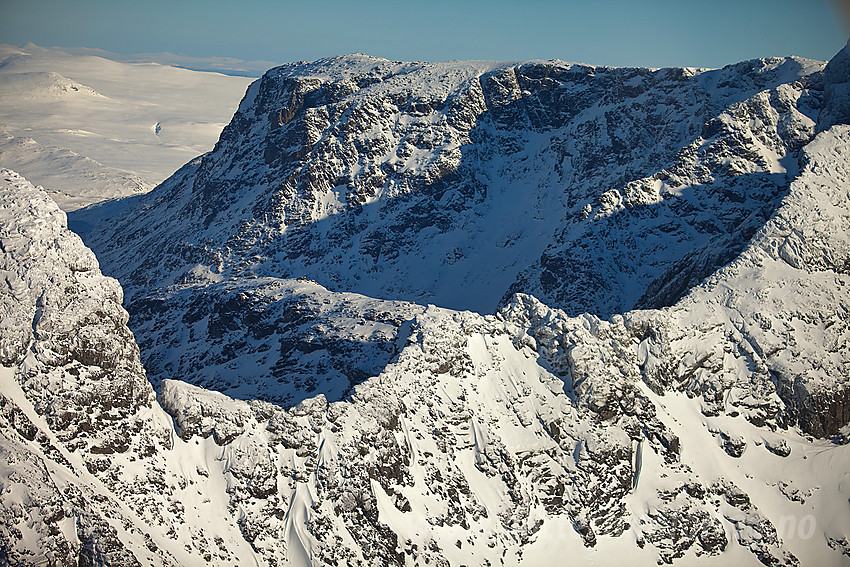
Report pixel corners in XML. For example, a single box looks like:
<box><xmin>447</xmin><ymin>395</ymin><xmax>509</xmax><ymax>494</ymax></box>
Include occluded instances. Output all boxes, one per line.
<box><xmin>0</xmin><ymin>43</ymin><xmax>252</xmax><ymax>210</ymax></box>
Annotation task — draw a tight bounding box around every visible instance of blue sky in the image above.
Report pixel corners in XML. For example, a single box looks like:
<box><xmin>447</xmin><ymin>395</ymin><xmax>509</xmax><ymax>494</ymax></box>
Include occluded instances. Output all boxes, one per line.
<box><xmin>1</xmin><ymin>0</ymin><xmax>848</xmax><ymax>68</ymax></box>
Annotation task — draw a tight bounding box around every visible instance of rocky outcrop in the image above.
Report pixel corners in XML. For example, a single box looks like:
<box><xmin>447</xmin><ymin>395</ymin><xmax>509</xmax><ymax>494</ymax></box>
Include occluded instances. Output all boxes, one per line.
<box><xmin>0</xmin><ymin>169</ymin><xmax>163</xmax><ymax>565</ymax></box>
<box><xmin>0</xmin><ymin>165</ymin><xmax>815</xmax><ymax>564</ymax></box>
<box><xmin>0</xmin><ymin>169</ymin><xmax>157</xmax><ymax>462</ymax></box>
<box><xmin>0</xmin><ymin>171</ymin><xmax>262</xmax><ymax>566</ymax></box>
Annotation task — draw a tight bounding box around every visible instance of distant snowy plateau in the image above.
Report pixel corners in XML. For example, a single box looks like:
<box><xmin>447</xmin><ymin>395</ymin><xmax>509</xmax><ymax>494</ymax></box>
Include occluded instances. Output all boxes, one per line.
<box><xmin>1</xmin><ymin>40</ymin><xmax>850</xmax><ymax>566</ymax></box>
<box><xmin>0</xmin><ymin>44</ymin><xmax>253</xmax><ymax>211</ymax></box>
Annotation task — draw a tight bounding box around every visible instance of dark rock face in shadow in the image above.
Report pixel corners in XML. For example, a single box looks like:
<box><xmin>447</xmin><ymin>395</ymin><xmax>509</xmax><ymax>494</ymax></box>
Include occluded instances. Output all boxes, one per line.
<box><xmin>129</xmin><ymin>277</ymin><xmax>424</xmax><ymax>407</ymax></box>
<box><xmin>818</xmin><ymin>39</ymin><xmax>850</xmax><ymax>132</ymax></box>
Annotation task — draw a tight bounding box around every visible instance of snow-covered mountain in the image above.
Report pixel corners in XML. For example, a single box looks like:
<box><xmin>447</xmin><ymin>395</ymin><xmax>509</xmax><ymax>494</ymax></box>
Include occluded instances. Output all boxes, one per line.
<box><xmin>77</xmin><ymin>52</ymin><xmax>824</xmax><ymax>316</ymax></box>
<box><xmin>0</xmin><ymin>169</ymin><xmax>200</xmax><ymax>565</ymax></box>
<box><xmin>3</xmin><ymin>41</ymin><xmax>849</xmax><ymax>566</ymax></box>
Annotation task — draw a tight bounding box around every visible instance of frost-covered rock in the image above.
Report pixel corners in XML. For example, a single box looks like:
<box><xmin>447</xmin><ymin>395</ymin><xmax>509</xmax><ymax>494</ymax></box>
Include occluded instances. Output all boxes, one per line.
<box><xmin>159</xmin><ymin>379</ymin><xmax>252</xmax><ymax>444</ymax></box>
<box><xmin>0</xmin><ymin>171</ymin><xmax>268</xmax><ymax>566</ymax></box>
<box><xmin>0</xmin><ymin>169</ymin><xmax>155</xmax><ymax>460</ymax></box>
<box><xmin>667</xmin><ymin>125</ymin><xmax>850</xmax><ymax>437</ymax></box>
<box><xmin>0</xmin><ymin>169</ymin><xmax>165</xmax><ymax>565</ymax></box>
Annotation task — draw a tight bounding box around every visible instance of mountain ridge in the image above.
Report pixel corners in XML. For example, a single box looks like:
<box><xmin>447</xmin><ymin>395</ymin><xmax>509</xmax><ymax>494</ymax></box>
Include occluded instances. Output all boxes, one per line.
<box><xmin>77</xmin><ymin>52</ymin><xmax>824</xmax><ymax>315</ymax></box>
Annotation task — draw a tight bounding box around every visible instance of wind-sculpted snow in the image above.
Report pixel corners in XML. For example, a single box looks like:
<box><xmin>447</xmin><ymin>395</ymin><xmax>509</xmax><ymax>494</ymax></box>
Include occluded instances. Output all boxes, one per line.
<box><xmin>3</xmin><ymin>157</ymin><xmax>850</xmax><ymax>564</ymax></box>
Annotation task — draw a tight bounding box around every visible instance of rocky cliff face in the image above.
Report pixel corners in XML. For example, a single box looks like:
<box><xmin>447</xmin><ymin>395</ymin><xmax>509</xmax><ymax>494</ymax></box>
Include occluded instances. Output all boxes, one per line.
<box><xmin>1</xmin><ymin>169</ymin><xmax>163</xmax><ymax>565</ymax></box>
<box><xmin>80</xmin><ymin>54</ymin><xmax>824</xmax><ymax>316</ymax></box>
<box><xmin>12</xmin><ymin>44</ymin><xmax>849</xmax><ymax>566</ymax></box>
<box><xmin>0</xmin><ymin>170</ymin><xmax>268</xmax><ymax>566</ymax></box>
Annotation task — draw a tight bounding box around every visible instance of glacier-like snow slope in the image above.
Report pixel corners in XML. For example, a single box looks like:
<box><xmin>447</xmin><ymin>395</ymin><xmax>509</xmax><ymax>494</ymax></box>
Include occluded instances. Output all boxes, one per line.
<box><xmin>58</xmin><ymin>45</ymin><xmax>281</xmax><ymax>78</ymax></box>
<box><xmin>0</xmin><ymin>43</ymin><xmax>252</xmax><ymax>210</ymax></box>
